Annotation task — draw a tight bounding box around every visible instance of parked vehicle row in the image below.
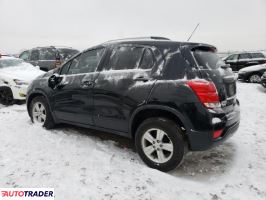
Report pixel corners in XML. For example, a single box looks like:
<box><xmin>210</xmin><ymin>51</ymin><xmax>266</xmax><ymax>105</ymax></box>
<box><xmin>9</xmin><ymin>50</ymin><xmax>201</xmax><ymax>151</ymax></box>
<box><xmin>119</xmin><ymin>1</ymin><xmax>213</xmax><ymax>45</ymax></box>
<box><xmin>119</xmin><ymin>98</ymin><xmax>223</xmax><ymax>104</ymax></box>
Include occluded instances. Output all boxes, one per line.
<box><xmin>224</xmin><ymin>51</ymin><xmax>266</xmax><ymax>71</ymax></box>
<box><xmin>19</xmin><ymin>46</ymin><xmax>79</xmax><ymax>72</ymax></box>
<box><xmin>25</xmin><ymin>37</ymin><xmax>240</xmax><ymax>171</ymax></box>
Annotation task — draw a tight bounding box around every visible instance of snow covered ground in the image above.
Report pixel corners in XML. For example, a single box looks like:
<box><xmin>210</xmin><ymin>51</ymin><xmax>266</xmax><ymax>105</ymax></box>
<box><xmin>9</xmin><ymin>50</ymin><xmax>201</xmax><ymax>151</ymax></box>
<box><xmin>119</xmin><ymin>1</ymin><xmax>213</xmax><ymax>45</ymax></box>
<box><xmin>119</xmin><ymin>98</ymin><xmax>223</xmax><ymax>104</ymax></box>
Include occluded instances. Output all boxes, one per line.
<box><xmin>0</xmin><ymin>82</ymin><xmax>266</xmax><ymax>200</ymax></box>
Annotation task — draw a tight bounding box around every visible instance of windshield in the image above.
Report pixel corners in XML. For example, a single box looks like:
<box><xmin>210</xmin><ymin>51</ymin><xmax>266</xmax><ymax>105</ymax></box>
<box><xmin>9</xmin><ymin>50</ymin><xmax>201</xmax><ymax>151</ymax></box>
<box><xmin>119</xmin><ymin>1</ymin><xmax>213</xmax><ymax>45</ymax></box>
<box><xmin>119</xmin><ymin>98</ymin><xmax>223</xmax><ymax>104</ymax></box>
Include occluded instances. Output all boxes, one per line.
<box><xmin>58</xmin><ymin>49</ymin><xmax>79</xmax><ymax>60</ymax></box>
<box><xmin>0</xmin><ymin>59</ymin><xmax>24</xmax><ymax>68</ymax></box>
<box><xmin>193</xmin><ymin>50</ymin><xmax>225</xmax><ymax>69</ymax></box>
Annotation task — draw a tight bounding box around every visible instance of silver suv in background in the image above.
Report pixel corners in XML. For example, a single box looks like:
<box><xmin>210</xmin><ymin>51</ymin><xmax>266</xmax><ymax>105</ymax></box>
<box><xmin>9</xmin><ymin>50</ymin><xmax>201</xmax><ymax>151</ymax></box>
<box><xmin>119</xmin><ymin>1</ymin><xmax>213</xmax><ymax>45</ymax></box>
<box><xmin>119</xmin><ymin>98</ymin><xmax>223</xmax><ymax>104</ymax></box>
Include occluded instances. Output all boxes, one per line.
<box><xmin>19</xmin><ymin>46</ymin><xmax>79</xmax><ymax>71</ymax></box>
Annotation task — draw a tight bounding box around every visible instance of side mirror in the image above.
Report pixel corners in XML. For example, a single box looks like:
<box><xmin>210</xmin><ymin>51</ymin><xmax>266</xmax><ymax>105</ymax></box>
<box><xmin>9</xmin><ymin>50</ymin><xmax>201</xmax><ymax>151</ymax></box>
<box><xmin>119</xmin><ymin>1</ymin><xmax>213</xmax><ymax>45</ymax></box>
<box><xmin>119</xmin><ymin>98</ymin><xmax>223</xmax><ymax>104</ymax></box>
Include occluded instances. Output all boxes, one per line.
<box><xmin>48</xmin><ymin>74</ymin><xmax>68</xmax><ymax>89</ymax></box>
<box><xmin>48</xmin><ymin>73</ymin><xmax>60</xmax><ymax>89</ymax></box>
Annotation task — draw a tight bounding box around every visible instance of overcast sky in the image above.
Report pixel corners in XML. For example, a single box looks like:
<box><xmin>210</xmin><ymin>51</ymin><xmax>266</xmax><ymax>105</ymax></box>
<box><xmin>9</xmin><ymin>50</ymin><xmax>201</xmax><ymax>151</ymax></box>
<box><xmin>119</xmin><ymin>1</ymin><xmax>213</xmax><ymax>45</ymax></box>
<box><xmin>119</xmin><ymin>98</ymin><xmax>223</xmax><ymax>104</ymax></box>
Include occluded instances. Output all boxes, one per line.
<box><xmin>0</xmin><ymin>0</ymin><xmax>265</xmax><ymax>53</ymax></box>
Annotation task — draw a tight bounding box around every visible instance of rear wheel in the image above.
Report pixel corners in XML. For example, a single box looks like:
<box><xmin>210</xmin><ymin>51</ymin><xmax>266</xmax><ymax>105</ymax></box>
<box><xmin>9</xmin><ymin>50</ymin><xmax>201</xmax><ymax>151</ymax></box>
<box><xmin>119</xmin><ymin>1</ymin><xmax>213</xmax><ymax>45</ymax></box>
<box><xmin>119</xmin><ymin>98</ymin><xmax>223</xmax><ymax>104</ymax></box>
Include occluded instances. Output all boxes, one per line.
<box><xmin>249</xmin><ymin>74</ymin><xmax>261</xmax><ymax>83</ymax></box>
<box><xmin>0</xmin><ymin>87</ymin><xmax>14</xmax><ymax>105</ymax></box>
<box><xmin>30</xmin><ymin>96</ymin><xmax>55</xmax><ymax>129</ymax></box>
<box><xmin>135</xmin><ymin>118</ymin><xmax>184</xmax><ymax>172</ymax></box>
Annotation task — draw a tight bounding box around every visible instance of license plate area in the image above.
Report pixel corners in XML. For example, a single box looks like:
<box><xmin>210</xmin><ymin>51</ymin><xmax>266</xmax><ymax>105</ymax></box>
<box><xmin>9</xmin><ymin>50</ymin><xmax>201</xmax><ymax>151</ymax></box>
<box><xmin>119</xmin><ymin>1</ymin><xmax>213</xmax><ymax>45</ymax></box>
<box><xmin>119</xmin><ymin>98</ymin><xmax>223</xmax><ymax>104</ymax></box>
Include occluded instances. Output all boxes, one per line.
<box><xmin>225</xmin><ymin>82</ymin><xmax>236</xmax><ymax>97</ymax></box>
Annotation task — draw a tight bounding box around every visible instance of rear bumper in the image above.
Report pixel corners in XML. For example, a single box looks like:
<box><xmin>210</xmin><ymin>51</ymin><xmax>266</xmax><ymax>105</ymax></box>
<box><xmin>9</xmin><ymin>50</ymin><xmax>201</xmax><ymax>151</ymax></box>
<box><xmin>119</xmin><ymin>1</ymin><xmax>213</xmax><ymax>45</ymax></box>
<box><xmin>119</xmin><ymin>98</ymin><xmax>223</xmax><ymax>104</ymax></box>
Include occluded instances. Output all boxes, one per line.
<box><xmin>186</xmin><ymin>101</ymin><xmax>240</xmax><ymax>151</ymax></box>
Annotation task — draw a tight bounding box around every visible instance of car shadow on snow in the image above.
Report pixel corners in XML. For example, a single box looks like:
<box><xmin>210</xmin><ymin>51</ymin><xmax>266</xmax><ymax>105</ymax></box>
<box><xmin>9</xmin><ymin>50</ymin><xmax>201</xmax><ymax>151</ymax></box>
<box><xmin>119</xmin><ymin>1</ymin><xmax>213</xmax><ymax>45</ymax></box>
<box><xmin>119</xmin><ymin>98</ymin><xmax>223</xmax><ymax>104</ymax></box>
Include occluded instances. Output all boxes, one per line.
<box><xmin>170</xmin><ymin>142</ymin><xmax>236</xmax><ymax>181</ymax></box>
<box><xmin>53</xmin><ymin>123</ymin><xmax>236</xmax><ymax>181</ymax></box>
<box><xmin>257</xmin><ymin>85</ymin><xmax>266</xmax><ymax>93</ymax></box>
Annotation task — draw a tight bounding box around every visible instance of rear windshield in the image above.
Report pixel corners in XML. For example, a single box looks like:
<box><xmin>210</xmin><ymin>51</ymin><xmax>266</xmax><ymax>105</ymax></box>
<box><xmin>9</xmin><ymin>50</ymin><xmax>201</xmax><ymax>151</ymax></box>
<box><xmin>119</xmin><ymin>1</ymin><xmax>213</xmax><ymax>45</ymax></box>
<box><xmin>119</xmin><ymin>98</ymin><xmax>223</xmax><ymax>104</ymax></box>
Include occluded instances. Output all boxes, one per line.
<box><xmin>193</xmin><ymin>50</ymin><xmax>225</xmax><ymax>69</ymax></box>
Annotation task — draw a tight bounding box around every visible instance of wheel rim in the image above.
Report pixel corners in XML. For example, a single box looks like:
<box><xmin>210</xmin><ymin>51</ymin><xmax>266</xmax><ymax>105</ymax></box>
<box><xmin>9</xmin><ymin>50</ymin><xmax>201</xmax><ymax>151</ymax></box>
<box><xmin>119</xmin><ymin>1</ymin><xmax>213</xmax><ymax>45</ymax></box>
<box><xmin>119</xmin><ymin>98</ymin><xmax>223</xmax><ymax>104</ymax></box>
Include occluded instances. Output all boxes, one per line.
<box><xmin>250</xmin><ymin>75</ymin><xmax>261</xmax><ymax>83</ymax></box>
<box><xmin>141</xmin><ymin>128</ymin><xmax>174</xmax><ymax>164</ymax></box>
<box><xmin>32</xmin><ymin>102</ymin><xmax>46</xmax><ymax>124</ymax></box>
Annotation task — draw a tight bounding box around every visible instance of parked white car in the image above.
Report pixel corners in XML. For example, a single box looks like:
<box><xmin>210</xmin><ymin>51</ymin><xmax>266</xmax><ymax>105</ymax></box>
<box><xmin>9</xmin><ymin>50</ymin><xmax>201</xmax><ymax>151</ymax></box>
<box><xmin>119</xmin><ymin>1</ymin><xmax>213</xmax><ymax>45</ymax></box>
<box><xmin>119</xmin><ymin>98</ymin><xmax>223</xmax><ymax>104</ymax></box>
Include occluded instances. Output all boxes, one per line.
<box><xmin>0</xmin><ymin>56</ymin><xmax>44</xmax><ymax>105</ymax></box>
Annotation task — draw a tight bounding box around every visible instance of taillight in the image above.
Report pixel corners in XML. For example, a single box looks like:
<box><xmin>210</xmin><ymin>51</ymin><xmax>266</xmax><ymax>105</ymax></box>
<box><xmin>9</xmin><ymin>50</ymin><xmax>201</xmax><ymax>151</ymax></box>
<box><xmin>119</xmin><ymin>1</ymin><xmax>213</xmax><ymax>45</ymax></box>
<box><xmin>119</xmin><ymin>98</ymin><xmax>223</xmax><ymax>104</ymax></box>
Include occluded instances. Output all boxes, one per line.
<box><xmin>213</xmin><ymin>129</ymin><xmax>223</xmax><ymax>139</ymax></box>
<box><xmin>187</xmin><ymin>80</ymin><xmax>221</xmax><ymax>109</ymax></box>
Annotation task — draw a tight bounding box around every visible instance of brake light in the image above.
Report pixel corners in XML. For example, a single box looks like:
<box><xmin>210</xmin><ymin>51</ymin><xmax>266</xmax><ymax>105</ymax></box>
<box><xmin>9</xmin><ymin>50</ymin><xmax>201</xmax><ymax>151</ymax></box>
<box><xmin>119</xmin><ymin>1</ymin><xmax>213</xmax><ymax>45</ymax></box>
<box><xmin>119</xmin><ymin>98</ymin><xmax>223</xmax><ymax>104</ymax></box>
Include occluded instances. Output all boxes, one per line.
<box><xmin>187</xmin><ymin>80</ymin><xmax>221</xmax><ymax>109</ymax></box>
<box><xmin>213</xmin><ymin>129</ymin><xmax>223</xmax><ymax>139</ymax></box>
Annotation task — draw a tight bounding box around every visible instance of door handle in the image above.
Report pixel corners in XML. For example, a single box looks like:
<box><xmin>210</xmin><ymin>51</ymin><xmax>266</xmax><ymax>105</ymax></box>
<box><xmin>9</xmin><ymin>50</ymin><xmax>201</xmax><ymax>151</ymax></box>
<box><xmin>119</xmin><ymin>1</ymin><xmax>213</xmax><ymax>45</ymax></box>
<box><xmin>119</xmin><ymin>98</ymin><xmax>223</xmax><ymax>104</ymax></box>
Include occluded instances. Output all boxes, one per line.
<box><xmin>80</xmin><ymin>80</ymin><xmax>94</xmax><ymax>88</ymax></box>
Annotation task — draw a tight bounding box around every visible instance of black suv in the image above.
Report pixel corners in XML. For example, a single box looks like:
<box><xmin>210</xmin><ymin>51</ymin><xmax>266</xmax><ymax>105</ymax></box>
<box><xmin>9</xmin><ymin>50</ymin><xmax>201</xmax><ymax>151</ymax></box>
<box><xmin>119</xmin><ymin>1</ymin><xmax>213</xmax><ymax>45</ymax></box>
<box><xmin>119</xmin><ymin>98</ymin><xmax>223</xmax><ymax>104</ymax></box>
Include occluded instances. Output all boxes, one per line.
<box><xmin>19</xmin><ymin>46</ymin><xmax>79</xmax><ymax>71</ymax></box>
<box><xmin>26</xmin><ymin>37</ymin><xmax>240</xmax><ymax>171</ymax></box>
<box><xmin>224</xmin><ymin>52</ymin><xmax>266</xmax><ymax>71</ymax></box>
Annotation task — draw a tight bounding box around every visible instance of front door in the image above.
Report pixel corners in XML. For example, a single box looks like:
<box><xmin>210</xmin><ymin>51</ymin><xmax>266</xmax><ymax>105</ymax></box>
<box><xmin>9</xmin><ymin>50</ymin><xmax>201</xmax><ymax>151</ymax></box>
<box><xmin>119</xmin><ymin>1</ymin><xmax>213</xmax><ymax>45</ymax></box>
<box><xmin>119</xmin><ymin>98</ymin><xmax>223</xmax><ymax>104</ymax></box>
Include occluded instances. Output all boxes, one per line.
<box><xmin>225</xmin><ymin>54</ymin><xmax>238</xmax><ymax>71</ymax></box>
<box><xmin>50</xmin><ymin>48</ymin><xmax>105</xmax><ymax>125</ymax></box>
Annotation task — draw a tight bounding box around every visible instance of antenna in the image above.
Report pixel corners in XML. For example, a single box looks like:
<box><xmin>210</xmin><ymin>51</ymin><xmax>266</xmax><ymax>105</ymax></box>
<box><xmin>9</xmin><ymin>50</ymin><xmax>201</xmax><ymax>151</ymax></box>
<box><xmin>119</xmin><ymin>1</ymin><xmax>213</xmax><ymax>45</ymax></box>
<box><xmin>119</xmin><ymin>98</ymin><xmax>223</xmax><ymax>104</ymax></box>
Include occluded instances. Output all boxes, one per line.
<box><xmin>187</xmin><ymin>23</ymin><xmax>200</xmax><ymax>41</ymax></box>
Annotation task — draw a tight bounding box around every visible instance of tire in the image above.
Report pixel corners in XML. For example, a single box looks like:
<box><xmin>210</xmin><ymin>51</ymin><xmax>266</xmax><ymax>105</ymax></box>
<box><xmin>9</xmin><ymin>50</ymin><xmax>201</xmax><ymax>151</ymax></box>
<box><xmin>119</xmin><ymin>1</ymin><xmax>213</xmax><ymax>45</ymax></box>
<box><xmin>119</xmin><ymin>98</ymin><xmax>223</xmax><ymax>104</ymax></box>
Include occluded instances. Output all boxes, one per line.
<box><xmin>0</xmin><ymin>87</ymin><xmax>14</xmax><ymax>105</ymax></box>
<box><xmin>249</xmin><ymin>73</ymin><xmax>261</xmax><ymax>83</ymax></box>
<box><xmin>135</xmin><ymin>118</ymin><xmax>184</xmax><ymax>172</ymax></box>
<box><xmin>29</xmin><ymin>96</ymin><xmax>55</xmax><ymax>129</ymax></box>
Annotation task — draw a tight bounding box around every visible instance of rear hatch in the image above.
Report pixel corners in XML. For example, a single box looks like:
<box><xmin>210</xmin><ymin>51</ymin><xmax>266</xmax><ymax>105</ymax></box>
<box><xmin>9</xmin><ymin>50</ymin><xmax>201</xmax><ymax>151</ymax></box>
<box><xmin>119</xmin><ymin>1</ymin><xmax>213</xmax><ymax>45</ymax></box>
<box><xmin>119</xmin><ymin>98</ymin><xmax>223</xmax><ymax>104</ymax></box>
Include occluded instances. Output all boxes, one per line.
<box><xmin>191</xmin><ymin>46</ymin><xmax>237</xmax><ymax>109</ymax></box>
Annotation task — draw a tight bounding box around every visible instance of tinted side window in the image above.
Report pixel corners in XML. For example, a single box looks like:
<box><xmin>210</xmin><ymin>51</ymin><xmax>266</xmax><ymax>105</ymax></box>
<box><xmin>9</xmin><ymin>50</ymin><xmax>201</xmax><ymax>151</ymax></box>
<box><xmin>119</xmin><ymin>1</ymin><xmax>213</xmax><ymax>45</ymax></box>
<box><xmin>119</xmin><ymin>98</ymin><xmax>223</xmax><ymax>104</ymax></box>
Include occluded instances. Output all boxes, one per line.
<box><xmin>239</xmin><ymin>53</ymin><xmax>251</xmax><ymax>59</ymax></box>
<box><xmin>251</xmin><ymin>53</ymin><xmax>265</xmax><ymax>59</ymax></box>
<box><xmin>75</xmin><ymin>48</ymin><xmax>104</xmax><ymax>74</ymax></box>
<box><xmin>139</xmin><ymin>49</ymin><xmax>154</xmax><ymax>69</ymax></box>
<box><xmin>67</xmin><ymin>55</ymin><xmax>81</xmax><ymax>75</ymax></box>
<box><xmin>19</xmin><ymin>51</ymin><xmax>30</xmax><ymax>60</ymax></box>
<box><xmin>108</xmin><ymin>46</ymin><xmax>144</xmax><ymax>70</ymax></box>
<box><xmin>60</xmin><ymin>61</ymin><xmax>72</xmax><ymax>75</ymax></box>
<box><xmin>30</xmin><ymin>50</ymin><xmax>40</xmax><ymax>61</ymax></box>
<box><xmin>67</xmin><ymin>48</ymin><xmax>104</xmax><ymax>75</ymax></box>
<box><xmin>39</xmin><ymin>48</ymin><xmax>56</xmax><ymax>60</ymax></box>
<box><xmin>226</xmin><ymin>54</ymin><xmax>238</xmax><ymax>61</ymax></box>
<box><xmin>58</xmin><ymin>49</ymin><xmax>79</xmax><ymax>60</ymax></box>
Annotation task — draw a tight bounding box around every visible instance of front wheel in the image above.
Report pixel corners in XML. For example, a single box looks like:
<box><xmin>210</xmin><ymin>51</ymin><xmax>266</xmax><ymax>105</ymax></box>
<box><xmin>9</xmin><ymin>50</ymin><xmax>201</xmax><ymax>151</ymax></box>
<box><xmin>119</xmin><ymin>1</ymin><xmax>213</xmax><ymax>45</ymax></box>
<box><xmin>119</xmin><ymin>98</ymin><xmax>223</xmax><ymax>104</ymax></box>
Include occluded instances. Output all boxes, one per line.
<box><xmin>30</xmin><ymin>96</ymin><xmax>55</xmax><ymax>129</ymax></box>
<box><xmin>135</xmin><ymin>118</ymin><xmax>184</xmax><ymax>172</ymax></box>
<box><xmin>0</xmin><ymin>87</ymin><xmax>14</xmax><ymax>105</ymax></box>
<box><xmin>249</xmin><ymin>74</ymin><xmax>261</xmax><ymax>83</ymax></box>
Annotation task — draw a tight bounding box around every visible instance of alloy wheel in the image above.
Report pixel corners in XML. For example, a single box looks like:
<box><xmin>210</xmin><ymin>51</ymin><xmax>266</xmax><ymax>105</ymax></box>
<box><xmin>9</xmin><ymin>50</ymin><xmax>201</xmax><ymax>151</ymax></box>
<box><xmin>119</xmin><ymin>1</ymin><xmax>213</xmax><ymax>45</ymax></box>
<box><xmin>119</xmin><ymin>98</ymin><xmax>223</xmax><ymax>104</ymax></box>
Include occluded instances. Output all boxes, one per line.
<box><xmin>32</xmin><ymin>102</ymin><xmax>46</xmax><ymax>124</ymax></box>
<box><xmin>250</xmin><ymin>74</ymin><xmax>261</xmax><ymax>83</ymax></box>
<box><xmin>141</xmin><ymin>128</ymin><xmax>174</xmax><ymax>164</ymax></box>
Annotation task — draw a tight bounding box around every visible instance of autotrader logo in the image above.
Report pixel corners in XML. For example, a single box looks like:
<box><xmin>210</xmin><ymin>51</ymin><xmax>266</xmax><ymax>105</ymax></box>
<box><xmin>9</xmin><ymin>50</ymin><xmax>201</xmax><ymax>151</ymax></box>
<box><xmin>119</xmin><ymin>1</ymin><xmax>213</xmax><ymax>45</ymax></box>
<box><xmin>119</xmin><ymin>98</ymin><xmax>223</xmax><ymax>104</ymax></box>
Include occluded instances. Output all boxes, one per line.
<box><xmin>0</xmin><ymin>188</ymin><xmax>54</xmax><ymax>200</ymax></box>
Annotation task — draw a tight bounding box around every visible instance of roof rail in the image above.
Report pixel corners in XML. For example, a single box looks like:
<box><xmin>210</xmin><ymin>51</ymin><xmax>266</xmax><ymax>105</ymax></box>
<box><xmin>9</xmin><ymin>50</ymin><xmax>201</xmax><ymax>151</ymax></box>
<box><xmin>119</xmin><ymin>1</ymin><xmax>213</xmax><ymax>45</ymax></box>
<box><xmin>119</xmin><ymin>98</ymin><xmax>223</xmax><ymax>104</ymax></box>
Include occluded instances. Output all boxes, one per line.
<box><xmin>103</xmin><ymin>36</ymin><xmax>170</xmax><ymax>44</ymax></box>
<box><xmin>34</xmin><ymin>46</ymin><xmax>73</xmax><ymax>49</ymax></box>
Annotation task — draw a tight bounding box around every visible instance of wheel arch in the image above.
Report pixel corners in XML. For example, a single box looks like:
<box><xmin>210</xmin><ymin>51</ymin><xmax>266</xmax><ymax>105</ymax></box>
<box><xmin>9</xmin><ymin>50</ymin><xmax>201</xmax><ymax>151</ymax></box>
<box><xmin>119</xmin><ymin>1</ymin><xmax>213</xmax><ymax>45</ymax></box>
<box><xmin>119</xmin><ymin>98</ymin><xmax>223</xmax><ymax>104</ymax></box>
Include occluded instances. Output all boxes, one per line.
<box><xmin>27</xmin><ymin>90</ymin><xmax>53</xmax><ymax>118</ymax></box>
<box><xmin>129</xmin><ymin>105</ymin><xmax>190</xmax><ymax>140</ymax></box>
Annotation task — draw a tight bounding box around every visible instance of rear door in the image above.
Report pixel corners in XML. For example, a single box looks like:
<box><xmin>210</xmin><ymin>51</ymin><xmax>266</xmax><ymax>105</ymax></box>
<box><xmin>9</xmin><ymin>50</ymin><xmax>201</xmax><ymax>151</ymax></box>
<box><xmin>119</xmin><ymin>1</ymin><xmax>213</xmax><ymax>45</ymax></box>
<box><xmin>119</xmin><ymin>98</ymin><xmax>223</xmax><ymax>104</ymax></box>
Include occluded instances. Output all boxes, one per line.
<box><xmin>192</xmin><ymin>47</ymin><xmax>237</xmax><ymax>110</ymax></box>
<box><xmin>237</xmin><ymin>53</ymin><xmax>252</xmax><ymax>70</ymax></box>
<box><xmin>93</xmin><ymin>45</ymin><xmax>156</xmax><ymax>134</ymax></box>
